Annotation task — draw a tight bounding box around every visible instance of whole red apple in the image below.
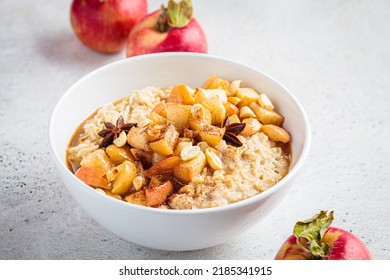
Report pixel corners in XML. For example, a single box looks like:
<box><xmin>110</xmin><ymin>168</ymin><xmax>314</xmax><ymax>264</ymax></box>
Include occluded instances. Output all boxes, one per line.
<box><xmin>126</xmin><ymin>0</ymin><xmax>207</xmax><ymax>57</ymax></box>
<box><xmin>71</xmin><ymin>0</ymin><xmax>147</xmax><ymax>53</ymax></box>
<box><xmin>275</xmin><ymin>211</ymin><xmax>372</xmax><ymax>260</ymax></box>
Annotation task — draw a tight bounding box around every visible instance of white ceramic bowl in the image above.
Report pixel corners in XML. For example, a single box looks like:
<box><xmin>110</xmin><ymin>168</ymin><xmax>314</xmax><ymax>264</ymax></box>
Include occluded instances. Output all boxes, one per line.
<box><xmin>49</xmin><ymin>53</ymin><xmax>310</xmax><ymax>251</ymax></box>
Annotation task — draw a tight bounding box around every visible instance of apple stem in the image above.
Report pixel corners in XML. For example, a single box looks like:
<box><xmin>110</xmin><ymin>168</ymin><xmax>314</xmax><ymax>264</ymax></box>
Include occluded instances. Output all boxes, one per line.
<box><xmin>156</xmin><ymin>0</ymin><xmax>193</xmax><ymax>33</ymax></box>
<box><xmin>296</xmin><ymin>237</ymin><xmax>311</xmax><ymax>254</ymax></box>
<box><xmin>156</xmin><ymin>5</ymin><xmax>170</xmax><ymax>32</ymax></box>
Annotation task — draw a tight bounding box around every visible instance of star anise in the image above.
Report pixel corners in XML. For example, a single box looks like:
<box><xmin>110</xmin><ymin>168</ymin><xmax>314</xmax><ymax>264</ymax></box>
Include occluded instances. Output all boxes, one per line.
<box><xmin>98</xmin><ymin>116</ymin><xmax>137</xmax><ymax>148</ymax></box>
<box><xmin>222</xmin><ymin>116</ymin><xmax>246</xmax><ymax>147</ymax></box>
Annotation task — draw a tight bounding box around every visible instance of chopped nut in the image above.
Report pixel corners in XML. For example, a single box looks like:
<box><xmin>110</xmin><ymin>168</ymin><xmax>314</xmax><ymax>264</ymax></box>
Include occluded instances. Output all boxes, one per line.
<box><xmin>133</xmin><ymin>175</ymin><xmax>145</xmax><ymax>191</ymax></box>
<box><xmin>113</xmin><ymin>131</ymin><xmax>127</xmax><ymax>147</ymax></box>
<box><xmin>205</xmin><ymin>148</ymin><xmax>223</xmax><ymax>170</ymax></box>
<box><xmin>197</xmin><ymin>141</ymin><xmax>211</xmax><ymax>153</ymax></box>
<box><xmin>260</xmin><ymin>124</ymin><xmax>290</xmax><ymax>143</ymax></box>
<box><xmin>173</xmin><ymin>141</ymin><xmax>192</xmax><ymax>156</ymax></box>
<box><xmin>180</xmin><ymin>145</ymin><xmax>201</xmax><ymax>161</ymax></box>
<box><xmin>95</xmin><ymin>188</ymin><xmax>106</xmax><ymax>195</ymax></box>
<box><xmin>257</xmin><ymin>93</ymin><xmax>274</xmax><ymax>111</ymax></box>
<box><xmin>239</xmin><ymin>106</ymin><xmax>256</xmax><ymax>119</ymax></box>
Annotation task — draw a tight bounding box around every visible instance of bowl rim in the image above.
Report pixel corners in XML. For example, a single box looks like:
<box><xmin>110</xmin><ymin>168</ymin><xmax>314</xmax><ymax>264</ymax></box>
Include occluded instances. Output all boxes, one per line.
<box><xmin>48</xmin><ymin>52</ymin><xmax>311</xmax><ymax>215</ymax></box>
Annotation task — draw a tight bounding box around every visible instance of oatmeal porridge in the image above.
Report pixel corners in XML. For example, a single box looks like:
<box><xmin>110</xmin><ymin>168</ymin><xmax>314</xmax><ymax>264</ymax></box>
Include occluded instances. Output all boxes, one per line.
<box><xmin>67</xmin><ymin>75</ymin><xmax>291</xmax><ymax>209</ymax></box>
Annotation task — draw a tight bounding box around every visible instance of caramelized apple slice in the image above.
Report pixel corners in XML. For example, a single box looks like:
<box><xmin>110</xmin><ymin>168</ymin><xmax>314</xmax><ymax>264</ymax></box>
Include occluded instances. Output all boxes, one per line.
<box><xmin>127</xmin><ymin>126</ymin><xmax>152</xmax><ymax>151</ymax></box>
<box><xmin>80</xmin><ymin>149</ymin><xmax>112</xmax><ymax>171</ymax></box>
<box><xmin>198</xmin><ymin>125</ymin><xmax>225</xmax><ymax>147</ymax></box>
<box><xmin>165</xmin><ymin>102</ymin><xmax>191</xmax><ymax>129</ymax></box>
<box><xmin>173</xmin><ymin>152</ymin><xmax>207</xmax><ymax>183</ymax></box>
<box><xmin>149</xmin><ymin>124</ymin><xmax>179</xmax><ymax>156</ymax></box>
<box><xmin>236</xmin><ymin>88</ymin><xmax>260</xmax><ymax>107</ymax></box>
<box><xmin>145</xmin><ymin>180</ymin><xmax>174</xmax><ymax>207</ymax></box>
<box><xmin>75</xmin><ymin>167</ymin><xmax>109</xmax><ymax>189</ymax></box>
<box><xmin>168</xmin><ymin>84</ymin><xmax>195</xmax><ymax>105</ymax></box>
<box><xmin>145</xmin><ymin>156</ymin><xmax>181</xmax><ymax>177</ymax></box>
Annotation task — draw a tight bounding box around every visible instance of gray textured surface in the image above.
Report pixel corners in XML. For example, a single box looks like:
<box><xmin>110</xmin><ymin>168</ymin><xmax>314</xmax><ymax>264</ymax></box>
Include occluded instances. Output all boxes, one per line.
<box><xmin>1</xmin><ymin>0</ymin><xmax>389</xmax><ymax>259</ymax></box>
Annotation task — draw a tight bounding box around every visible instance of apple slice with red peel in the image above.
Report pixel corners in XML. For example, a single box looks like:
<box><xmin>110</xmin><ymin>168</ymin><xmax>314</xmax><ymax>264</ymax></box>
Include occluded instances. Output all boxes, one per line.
<box><xmin>275</xmin><ymin>210</ymin><xmax>372</xmax><ymax>260</ymax></box>
<box><xmin>126</xmin><ymin>0</ymin><xmax>207</xmax><ymax>57</ymax></box>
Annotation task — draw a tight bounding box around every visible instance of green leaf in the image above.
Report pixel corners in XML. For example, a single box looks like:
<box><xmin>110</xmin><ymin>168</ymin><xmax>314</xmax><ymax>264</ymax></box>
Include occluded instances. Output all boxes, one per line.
<box><xmin>167</xmin><ymin>0</ymin><xmax>193</xmax><ymax>28</ymax></box>
<box><xmin>293</xmin><ymin>210</ymin><xmax>334</xmax><ymax>258</ymax></box>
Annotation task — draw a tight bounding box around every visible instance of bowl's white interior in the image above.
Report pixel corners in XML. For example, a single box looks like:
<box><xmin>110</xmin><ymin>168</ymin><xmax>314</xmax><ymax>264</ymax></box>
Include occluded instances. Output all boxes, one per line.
<box><xmin>50</xmin><ymin>53</ymin><xmax>308</xmax><ymax>193</ymax></box>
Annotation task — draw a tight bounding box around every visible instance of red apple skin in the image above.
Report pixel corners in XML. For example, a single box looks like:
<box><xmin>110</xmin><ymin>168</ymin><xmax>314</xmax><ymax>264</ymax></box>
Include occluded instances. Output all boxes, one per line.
<box><xmin>126</xmin><ymin>10</ymin><xmax>207</xmax><ymax>57</ymax></box>
<box><xmin>71</xmin><ymin>0</ymin><xmax>147</xmax><ymax>53</ymax></box>
<box><xmin>275</xmin><ymin>227</ymin><xmax>372</xmax><ymax>260</ymax></box>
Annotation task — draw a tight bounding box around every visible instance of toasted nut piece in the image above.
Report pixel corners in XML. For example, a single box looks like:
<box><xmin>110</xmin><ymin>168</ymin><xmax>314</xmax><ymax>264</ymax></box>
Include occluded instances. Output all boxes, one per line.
<box><xmin>146</xmin><ymin>124</ymin><xmax>161</xmax><ymax>141</ymax></box>
<box><xmin>249</xmin><ymin>102</ymin><xmax>284</xmax><ymax>126</ymax></box>
<box><xmin>95</xmin><ymin>188</ymin><xmax>106</xmax><ymax>194</ymax></box>
<box><xmin>165</xmin><ymin>102</ymin><xmax>191</xmax><ymax>129</ymax></box>
<box><xmin>227</xmin><ymin>80</ymin><xmax>242</xmax><ymax>96</ymax></box>
<box><xmin>240</xmin><ymin>118</ymin><xmax>262</xmax><ymax>137</ymax></box>
<box><xmin>257</xmin><ymin>93</ymin><xmax>274</xmax><ymax>111</ymax></box>
<box><xmin>149</xmin><ymin>112</ymin><xmax>167</xmax><ymax>125</ymax></box>
<box><xmin>236</xmin><ymin>88</ymin><xmax>260</xmax><ymax>107</ymax></box>
<box><xmin>205</xmin><ymin>148</ymin><xmax>223</xmax><ymax>170</ymax></box>
<box><xmin>226</xmin><ymin>114</ymin><xmax>241</xmax><ymax>125</ymax></box>
<box><xmin>151</xmin><ymin>101</ymin><xmax>167</xmax><ymax>117</ymax></box>
<box><xmin>197</xmin><ymin>141</ymin><xmax>211</xmax><ymax>153</ymax></box>
<box><xmin>111</xmin><ymin>160</ymin><xmax>137</xmax><ymax>195</ymax></box>
<box><xmin>202</xmin><ymin>75</ymin><xmax>229</xmax><ymax>90</ymax></box>
<box><xmin>180</xmin><ymin>145</ymin><xmax>201</xmax><ymax>161</ymax></box>
<box><xmin>228</xmin><ymin>96</ymin><xmax>241</xmax><ymax>106</ymax></box>
<box><xmin>168</xmin><ymin>84</ymin><xmax>195</xmax><ymax>105</ymax></box>
<box><xmin>80</xmin><ymin>149</ymin><xmax>113</xmax><ymax>171</ymax></box>
<box><xmin>106</xmin><ymin>144</ymin><xmax>134</xmax><ymax>165</ymax></box>
<box><xmin>113</xmin><ymin>131</ymin><xmax>127</xmax><ymax>147</ymax></box>
<box><xmin>239</xmin><ymin>106</ymin><xmax>256</xmax><ymax>119</ymax></box>
<box><xmin>224</xmin><ymin>102</ymin><xmax>239</xmax><ymax>116</ymax></box>
<box><xmin>202</xmin><ymin>97</ymin><xmax>226</xmax><ymax>126</ymax></box>
<box><xmin>138</xmin><ymin>118</ymin><xmax>153</xmax><ymax>128</ymax></box>
<box><xmin>132</xmin><ymin>175</ymin><xmax>145</xmax><ymax>191</ymax></box>
<box><xmin>260</xmin><ymin>125</ymin><xmax>290</xmax><ymax>143</ymax></box>
<box><xmin>127</xmin><ymin>127</ymin><xmax>152</xmax><ymax>151</ymax></box>
<box><xmin>194</xmin><ymin>88</ymin><xmax>228</xmax><ymax>103</ymax></box>
<box><xmin>173</xmin><ymin>141</ymin><xmax>192</xmax><ymax>156</ymax></box>
<box><xmin>198</xmin><ymin>125</ymin><xmax>225</xmax><ymax>147</ymax></box>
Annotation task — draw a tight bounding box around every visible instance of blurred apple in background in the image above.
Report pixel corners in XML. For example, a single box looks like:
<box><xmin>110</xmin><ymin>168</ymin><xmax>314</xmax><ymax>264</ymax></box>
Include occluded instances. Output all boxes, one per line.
<box><xmin>70</xmin><ymin>0</ymin><xmax>147</xmax><ymax>53</ymax></box>
<box><xmin>126</xmin><ymin>0</ymin><xmax>207</xmax><ymax>57</ymax></box>
<box><xmin>275</xmin><ymin>211</ymin><xmax>372</xmax><ymax>260</ymax></box>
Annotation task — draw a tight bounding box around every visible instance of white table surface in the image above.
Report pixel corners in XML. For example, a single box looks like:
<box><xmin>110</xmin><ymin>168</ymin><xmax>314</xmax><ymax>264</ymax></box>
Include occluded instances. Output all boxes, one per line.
<box><xmin>1</xmin><ymin>0</ymin><xmax>389</xmax><ymax>259</ymax></box>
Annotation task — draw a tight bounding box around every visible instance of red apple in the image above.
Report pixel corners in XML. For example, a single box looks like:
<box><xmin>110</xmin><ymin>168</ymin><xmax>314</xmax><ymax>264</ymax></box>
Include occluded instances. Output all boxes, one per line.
<box><xmin>70</xmin><ymin>0</ymin><xmax>147</xmax><ymax>53</ymax></box>
<box><xmin>126</xmin><ymin>0</ymin><xmax>207</xmax><ymax>57</ymax></box>
<box><xmin>275</xmin><ymin>211</ymin><xmax>372</xmax><ymax>260</ymax></box>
